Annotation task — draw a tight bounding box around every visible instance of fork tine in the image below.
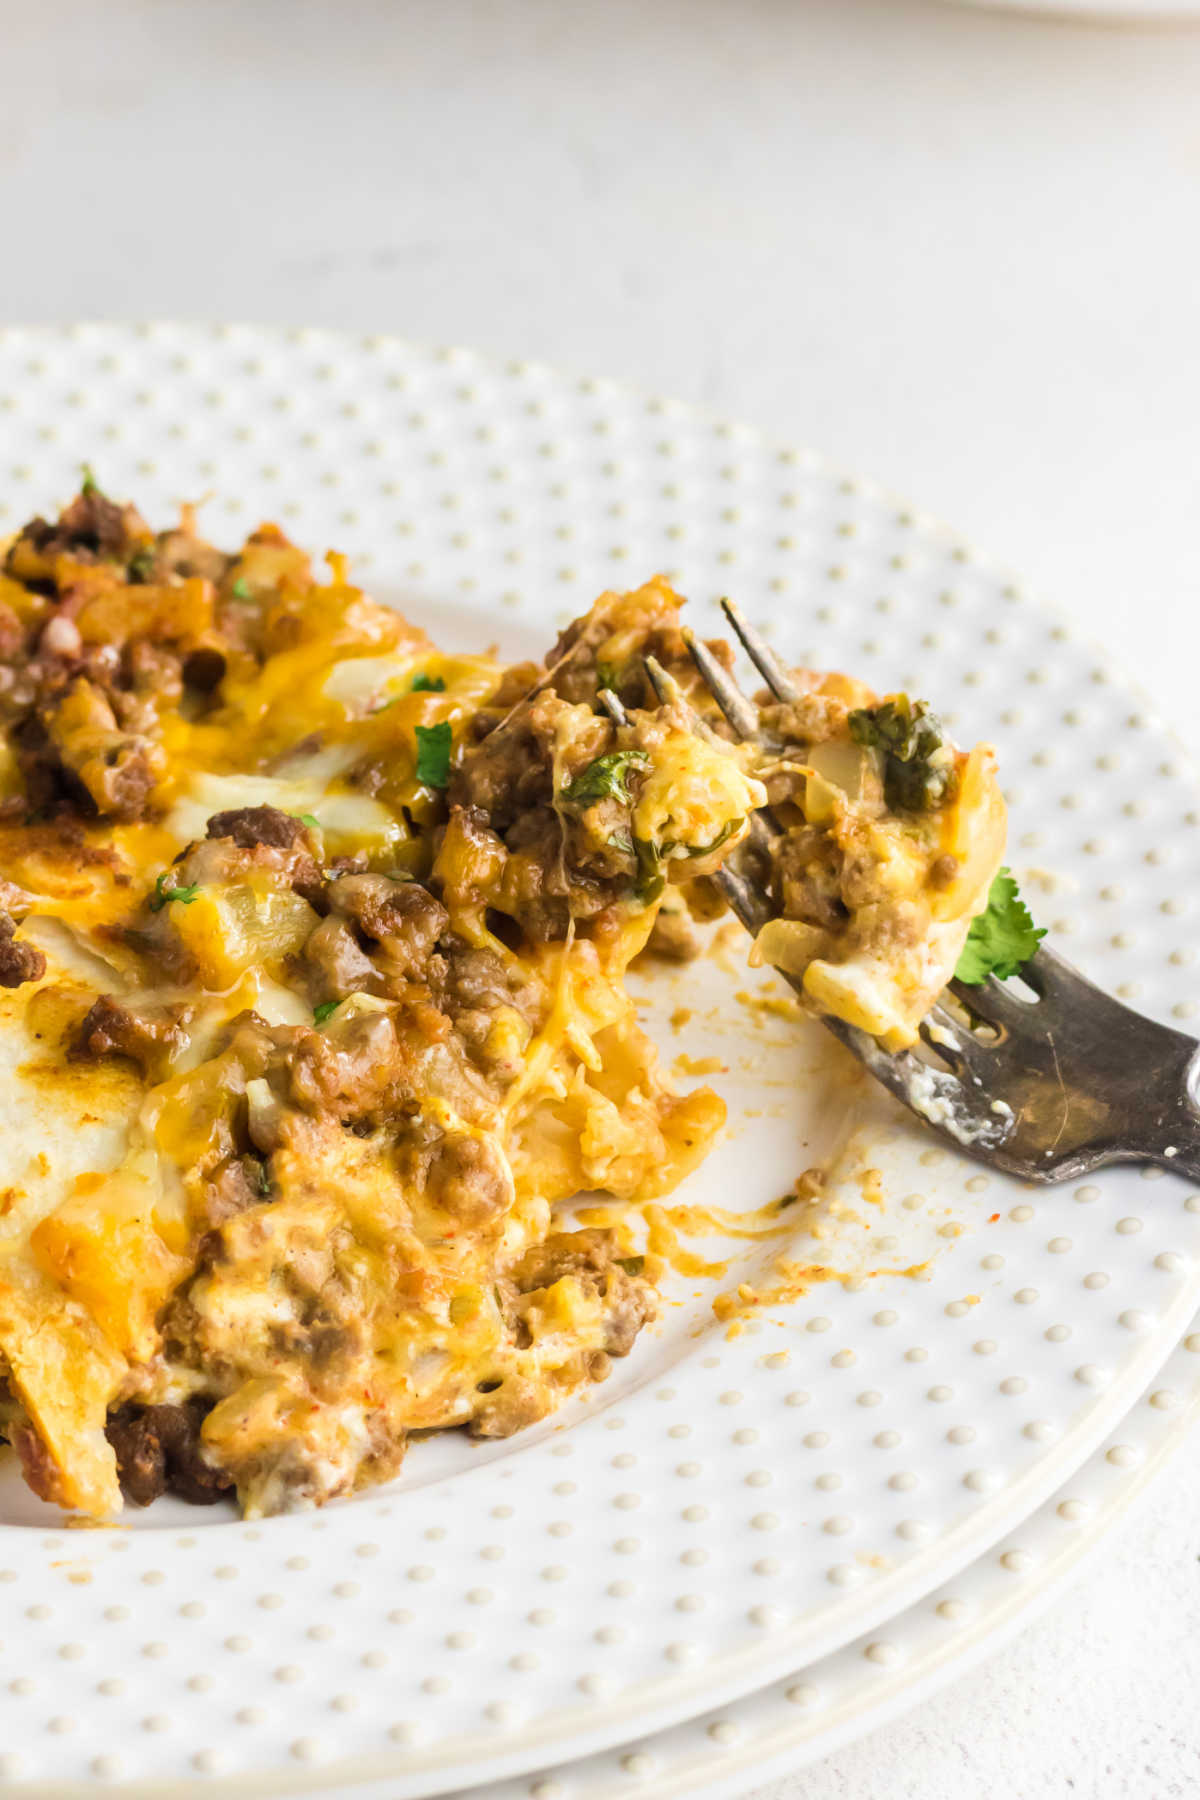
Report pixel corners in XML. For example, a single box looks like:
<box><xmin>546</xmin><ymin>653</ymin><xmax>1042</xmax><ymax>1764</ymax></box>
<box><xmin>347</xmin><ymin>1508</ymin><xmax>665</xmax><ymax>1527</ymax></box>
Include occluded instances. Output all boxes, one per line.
<box><xmin>948</xmin><ymin>973</ymin><xmax>1031</xmax><ymax>1030</ymax></box>
<box><xmin>642</xmin><ymin>655</ymin><xmax>681</xmax><ymax>710</ymax></box>
<box><xmin>643</xmin><ymin>665</ymin><xmax>778</xmax><ymax>917</ymax></box>
<box><xmin>1019</xmin><ymin>942</ymin><xmax>1096</xmax><ymax>1008</ymax></box>
<box><xmin>948</xmin><ymin>941</ymin><xmax>1091</xmax><ymax>1027</ymax></box>
<box><xmin>746</xmin><ymin>808</ymin><xmax>781</xmax><ymax>852</ymax></box>
<box><xmin>681</xmin><ymin>628</ymin><xmax>760</xmax><ymax>741</ymax></box>
<box><xmin>821</xmin><ymin>1017</ymin><xmax>1015</xmax><ymax>1153</ymax></box>
<box><xmin>918</xmin><ymin>1003</ymin><xmax>996</xmax><ymax>1078</ymax></box>
<box><xmin>625</xmin><ymin>654</ymin><xmax>778</xmax><ymax>927</ymax></box>
<box><xmin>719</xmin><ymin>598</ymin><xmax>799</xmax><ymax>703</ymax></box>
<box><xmin>597</xmin><ymin>686</ymin><xmax>628</xmax><ymax>726</ymax></box>
<box><xmin>713</xmin><ymin>865</ymin><xmax>774</xmax><ymax>935</ymax></box>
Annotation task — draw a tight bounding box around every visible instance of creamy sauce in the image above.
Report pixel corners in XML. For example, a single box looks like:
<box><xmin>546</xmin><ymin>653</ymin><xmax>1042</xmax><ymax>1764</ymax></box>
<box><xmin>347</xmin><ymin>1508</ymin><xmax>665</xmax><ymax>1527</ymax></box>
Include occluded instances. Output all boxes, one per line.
<box><xmin>902</xmin><ymin>1058</ymin><xmax>1015</xmax><ymax>1148</ymax></box>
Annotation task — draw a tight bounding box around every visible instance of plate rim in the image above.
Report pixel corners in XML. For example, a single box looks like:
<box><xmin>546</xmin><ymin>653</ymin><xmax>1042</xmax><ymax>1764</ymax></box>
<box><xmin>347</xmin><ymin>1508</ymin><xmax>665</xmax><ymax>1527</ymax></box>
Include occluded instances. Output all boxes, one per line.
<box><xmin>455</xmin><ymin>1311</ymin><xmax>1200</xmax><ymax>1800</ymax></box>
<box><xmin>0</xmin><ymin>320</ymin><xmax>1198</xmax><ymax>1795</ymax></box>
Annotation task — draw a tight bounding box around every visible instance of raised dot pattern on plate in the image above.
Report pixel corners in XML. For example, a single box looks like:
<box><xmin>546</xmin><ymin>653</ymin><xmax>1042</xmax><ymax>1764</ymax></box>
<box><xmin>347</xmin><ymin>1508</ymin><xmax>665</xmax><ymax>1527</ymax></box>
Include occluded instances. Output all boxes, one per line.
<box><xmin>0</xmin><ymin>325</ymin><xmax>1198</xmax><ymax>1794</ymax></box>
<box><xmin>464</xmin><ymin>1312</ymin><xmax>1200</xmax><ymax>1800</ymax></box>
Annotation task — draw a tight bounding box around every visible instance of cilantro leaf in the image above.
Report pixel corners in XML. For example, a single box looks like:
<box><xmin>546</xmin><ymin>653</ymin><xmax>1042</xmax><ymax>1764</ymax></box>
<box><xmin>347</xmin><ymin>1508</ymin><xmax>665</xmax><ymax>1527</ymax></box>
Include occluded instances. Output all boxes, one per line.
<box><xmin>617</xmin><ymin>1255</ymin><xmax>645</xmax><ymax>1277</ymax></box>
<box><xmin>849</xmin><ymin>696</ymin><xmax>957</xmax><ymax>813</ymax></box>
<box><xmin>80</xmin><ymin>464</ymin><xmax>102</xmax><ymax>498</ymax></box>
<box><xmin>296</xmin><ymin>813</ymin><xmax>321</xmax><ymax>830</ymax></box>
<box><xmin>562</xmin><ymin>749</ymin><xmax>651</xmax><ymax>807</ymax></box>
<box><xmin>230</xmin><ymin>576</ymin><xmax>252</xmax><ymax>600</ymax></box>
<box><xmin>312</xmin><ymin>1000</ymin><xmax>341</xmax><ymax>1025</ymax></box>
<box><xmin>632</xmin><ymin>836</ymin><xmax>665</xmax><ymax>904</ymax></box>
<box><xmin>955</xmin><ymin>868</ymin><xmax>1046</xmax><ymax>985</ymax></box>
<box><xmin>415</xmin><ymin>720</ymin><xmax>453</xmax><ymax>789</ymax></box>
<box><xmin>149</xmin><ymin>871</ymin><xmax>200</xmax><ymax>912</ymax></box>
<box><xmin>595</xmin><ymin>661</ymin><xmax>622</xmax><ymax>694</ymax></box>
<box><xmin>127</xmin><ymin>546</ymin><xmax>157</xmax><ymax>583</ymax></box>
<box><xmin>411</xmin><ymin>672</ymin><xmax>446</xmax><ymax>693</ymax></box>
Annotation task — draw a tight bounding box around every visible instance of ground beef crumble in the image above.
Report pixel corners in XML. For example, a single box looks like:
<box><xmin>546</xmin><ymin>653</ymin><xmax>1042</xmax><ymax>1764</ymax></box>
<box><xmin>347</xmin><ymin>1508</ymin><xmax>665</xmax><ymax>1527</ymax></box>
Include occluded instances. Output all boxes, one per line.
<box><xmin>105</xmin><ymin>1399</ymin><xmax>233</xmax><ymax>1507</ymax></box>
<box><xmin>205</xmin><ymin>804</ymin><xmax>309</xmax><ymax>851</ymax></box>
<box><xmin>72</xmin><ymin>994</ymin><xmax>192</xmax><ymax>1074</ymax></box>
<box><xmin>0</xmin><ymin>910</ymin><xmax>46</xmax><ymax>988</ymax></box>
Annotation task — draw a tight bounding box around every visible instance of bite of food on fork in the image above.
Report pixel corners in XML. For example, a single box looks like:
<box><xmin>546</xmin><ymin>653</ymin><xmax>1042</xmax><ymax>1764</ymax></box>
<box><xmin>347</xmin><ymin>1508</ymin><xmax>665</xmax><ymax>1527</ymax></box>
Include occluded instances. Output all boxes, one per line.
<box><xmin>608</xmin><ymin>600</ymin><xmax>1200</xmax><ymax>1186</ymax></box>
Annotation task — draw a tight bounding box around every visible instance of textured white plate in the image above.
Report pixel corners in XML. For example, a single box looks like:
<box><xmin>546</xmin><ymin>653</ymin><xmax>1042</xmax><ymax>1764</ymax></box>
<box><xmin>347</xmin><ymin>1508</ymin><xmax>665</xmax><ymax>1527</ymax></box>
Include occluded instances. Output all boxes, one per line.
<box><xmin>342</xmin><ymin>1313</ymin><xmax>1200</xmax><ymax>1800</ymax></box>
<box><xmin>0</xmin><ymin>324</ymin><xmax>1198</xmax><ymax>1796</ymax></box>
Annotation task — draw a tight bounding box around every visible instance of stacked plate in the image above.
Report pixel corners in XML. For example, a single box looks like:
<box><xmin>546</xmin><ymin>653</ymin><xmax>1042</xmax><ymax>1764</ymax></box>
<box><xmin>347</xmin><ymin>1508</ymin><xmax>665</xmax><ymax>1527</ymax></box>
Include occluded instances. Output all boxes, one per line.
<box><xmin>0</xmin><ymin>324</ymin><xmax>1197</xmax><ymax>1798</ymax></box>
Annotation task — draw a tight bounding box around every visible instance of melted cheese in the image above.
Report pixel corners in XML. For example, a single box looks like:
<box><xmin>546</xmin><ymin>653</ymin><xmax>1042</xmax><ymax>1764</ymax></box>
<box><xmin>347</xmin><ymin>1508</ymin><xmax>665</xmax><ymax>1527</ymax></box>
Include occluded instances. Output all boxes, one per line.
<box><xmin>0</xmin><ymin>534</ymin><xmax>748</xmax><ymax>1517</ymax></box>
<box><xmin>633</xmin><ymin>730</ymin><xmax>765</xmax><ymax>862</ymax></box>
<box><xmin>0</xmin><ymin>509</ymin><xmax>1005</xmax><ymax>1518</ymax></box>
<box><xmin>751</xmin><ymin>726</ymin><xmax>1006</xmax><ymax>1049</ymax></box>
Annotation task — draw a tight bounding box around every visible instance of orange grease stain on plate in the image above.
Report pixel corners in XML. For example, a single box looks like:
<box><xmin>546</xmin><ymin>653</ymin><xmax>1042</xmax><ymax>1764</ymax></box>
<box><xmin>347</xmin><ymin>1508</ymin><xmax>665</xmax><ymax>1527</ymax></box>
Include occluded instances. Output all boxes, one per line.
<box><xmin>715</xmin><ymin>1258</ymin><xmax>931</xmax><ymax>1333</ymax></box>
<box><xmin>856</xmin><ymin>1166</ymin><xmax>885</xmax><ymax>1208</ymax></box>
<box><xmin>577</xmin><ymin>1194</ymin><xmax>801</xmax><ymax>1285</ymax></box>
<box><xmin>672</xmin><ymin>1052</ymin><xmax>726</xmax><ymax>1077</ymax></box>
<box><xmin>734</xmin><ymin>987</ymin><xmax>804</xmax><ymax>1023</ymax></box>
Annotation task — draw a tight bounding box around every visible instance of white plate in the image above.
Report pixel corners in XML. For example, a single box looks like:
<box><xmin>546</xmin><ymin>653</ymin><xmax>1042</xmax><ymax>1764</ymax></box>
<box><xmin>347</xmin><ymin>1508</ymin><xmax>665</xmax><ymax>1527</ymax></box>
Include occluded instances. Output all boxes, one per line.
<box><xmin>332</xmin><ymin>1314</ymin><xmax>1200</xmax><ymax>1800</ymax></box>
<box><xmin>0</xmin><ymin>324</ymin><xmax>1198</xmax><ymax>1795</ymax></box>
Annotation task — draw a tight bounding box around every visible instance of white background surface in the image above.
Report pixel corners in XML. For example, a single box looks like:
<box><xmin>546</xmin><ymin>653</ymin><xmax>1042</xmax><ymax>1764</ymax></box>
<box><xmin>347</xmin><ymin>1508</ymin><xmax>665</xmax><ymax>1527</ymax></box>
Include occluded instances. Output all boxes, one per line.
<box><xmin>3</xmin><ymin>1</ymin><xmax>1199</xmax><ymax>1794</ymax></box>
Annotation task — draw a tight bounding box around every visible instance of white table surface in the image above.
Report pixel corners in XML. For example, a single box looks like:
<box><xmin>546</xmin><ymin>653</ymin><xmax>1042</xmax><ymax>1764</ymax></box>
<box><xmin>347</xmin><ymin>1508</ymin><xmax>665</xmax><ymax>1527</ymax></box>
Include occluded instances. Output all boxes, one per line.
<box><xmin>4</xmin><ymin>1</ymin><xmax>1200</xmax><ymax>1793</ymax></box>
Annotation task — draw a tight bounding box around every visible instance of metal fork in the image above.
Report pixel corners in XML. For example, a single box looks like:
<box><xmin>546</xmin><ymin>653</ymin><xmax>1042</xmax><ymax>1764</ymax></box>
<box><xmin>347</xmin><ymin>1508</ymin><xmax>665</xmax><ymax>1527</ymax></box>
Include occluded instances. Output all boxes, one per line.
<box><xmin>602</xmin><ymin>600</ymin><xmax>1200</xmax><ymax>1184</ymax></box>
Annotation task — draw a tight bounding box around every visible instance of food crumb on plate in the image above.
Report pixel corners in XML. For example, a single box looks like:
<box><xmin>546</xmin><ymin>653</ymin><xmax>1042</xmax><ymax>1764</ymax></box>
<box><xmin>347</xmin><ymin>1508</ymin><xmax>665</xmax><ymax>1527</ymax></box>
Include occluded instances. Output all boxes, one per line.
<box><xmin>673</xmin><ymin>1053</ymin><xmax>726</xmax><ymax>1077</ymax></box>
<box><xmin>735</xmin><ymin>987</ymin><xmax>805</xmax><ymax>1023</ymax></box>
